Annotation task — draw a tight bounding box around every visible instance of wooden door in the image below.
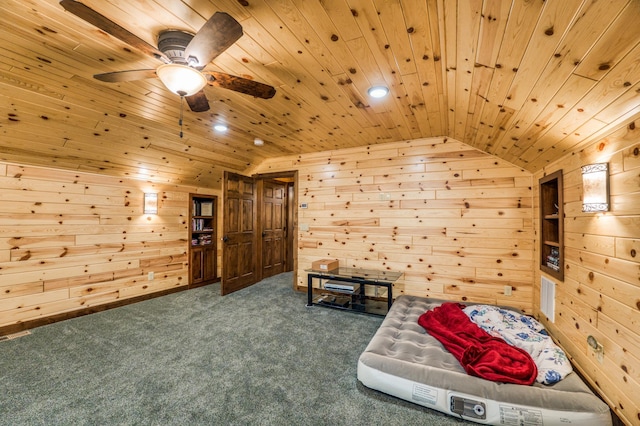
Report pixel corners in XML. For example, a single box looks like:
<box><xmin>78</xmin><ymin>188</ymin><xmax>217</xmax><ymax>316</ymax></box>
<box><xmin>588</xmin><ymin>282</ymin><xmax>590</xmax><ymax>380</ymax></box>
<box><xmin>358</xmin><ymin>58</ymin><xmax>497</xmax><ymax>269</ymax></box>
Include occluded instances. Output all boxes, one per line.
<box><xmin>222</xmin><ymin>172</ymin><xmax>258</xmax><ymax>295</ymax></box>
<box><xmin>259</xmin><ymin>179</ymin><xmax>286</xmax><ymax>279</ymax></box>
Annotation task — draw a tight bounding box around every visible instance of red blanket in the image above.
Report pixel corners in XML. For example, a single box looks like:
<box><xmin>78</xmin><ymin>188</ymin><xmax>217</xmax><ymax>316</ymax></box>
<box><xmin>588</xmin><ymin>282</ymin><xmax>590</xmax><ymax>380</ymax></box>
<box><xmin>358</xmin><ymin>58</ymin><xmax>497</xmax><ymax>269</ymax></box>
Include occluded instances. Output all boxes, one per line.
<box><xmin>418</xmin><ymin>302</ymin><xmax>537</xmax><ymax>385</ymax></box>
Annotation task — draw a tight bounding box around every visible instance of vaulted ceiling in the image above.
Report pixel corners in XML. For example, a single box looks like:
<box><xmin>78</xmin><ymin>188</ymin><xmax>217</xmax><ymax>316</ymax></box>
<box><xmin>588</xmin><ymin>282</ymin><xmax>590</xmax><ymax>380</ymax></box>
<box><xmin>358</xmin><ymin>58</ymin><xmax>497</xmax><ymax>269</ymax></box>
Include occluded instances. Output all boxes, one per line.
<box><xmin>1</xmin><ymin>0</ymin><xmax>639</xmax><ymax>187</ymax></box>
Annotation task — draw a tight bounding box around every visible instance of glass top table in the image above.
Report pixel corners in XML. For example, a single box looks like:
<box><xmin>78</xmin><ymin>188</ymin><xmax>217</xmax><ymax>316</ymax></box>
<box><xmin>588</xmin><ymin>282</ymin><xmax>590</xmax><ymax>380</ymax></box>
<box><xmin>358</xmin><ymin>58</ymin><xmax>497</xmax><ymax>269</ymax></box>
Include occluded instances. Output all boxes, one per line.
<box><xmin>305</xmin><ymin>267</ymin><xmax>402</xmax><ymax>283</ymax></box>
<box><xmin>305</xmin><ymin>267</ymin><xmax>403</xmax><ymax>315</ymax></box>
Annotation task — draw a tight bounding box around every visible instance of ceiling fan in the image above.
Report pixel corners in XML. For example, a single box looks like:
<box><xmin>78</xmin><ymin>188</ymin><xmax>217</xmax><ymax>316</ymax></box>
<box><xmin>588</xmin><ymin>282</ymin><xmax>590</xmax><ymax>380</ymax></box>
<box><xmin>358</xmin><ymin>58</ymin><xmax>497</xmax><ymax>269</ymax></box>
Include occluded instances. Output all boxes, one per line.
<box><xmin>59</xmin><ymin>0</ymin><xmax>276</xmax><ymax>115</ymax></box>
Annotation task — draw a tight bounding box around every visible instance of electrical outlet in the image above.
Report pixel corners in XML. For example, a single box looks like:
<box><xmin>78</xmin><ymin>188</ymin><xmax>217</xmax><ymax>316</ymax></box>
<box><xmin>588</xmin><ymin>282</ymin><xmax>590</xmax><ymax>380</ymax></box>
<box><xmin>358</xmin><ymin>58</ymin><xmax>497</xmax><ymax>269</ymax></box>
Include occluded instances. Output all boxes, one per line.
<box><xmin>300</xmin><ymin>223</ymin><xmax>309</xmax><ymax>231</ymax></box>
<box><xmin>589</xmin><ymin>341</ymin><xmax>604</xmax><ymax>364</ymax></box>
<box><xmin>148</xmin><ymin>271</ymin><xmax>154</xmax><ymax>281</ymax></box>
<box><xmin>503</xmin><ymin>285</ymin><xmax>512</xmax><ymax>296</ymax></box>
<box><xmin>595</xmin><ymin>343</ymin><xmax>604</xmax><ymax>364</ymax></box>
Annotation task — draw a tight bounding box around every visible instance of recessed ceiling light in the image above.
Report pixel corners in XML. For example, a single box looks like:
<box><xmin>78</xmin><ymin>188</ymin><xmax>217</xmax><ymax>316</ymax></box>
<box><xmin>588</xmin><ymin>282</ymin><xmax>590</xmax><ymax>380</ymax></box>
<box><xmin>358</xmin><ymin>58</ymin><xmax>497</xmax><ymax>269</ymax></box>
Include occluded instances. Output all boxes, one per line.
<box><xmin>214</xmin><ymin>124</ymin><xmax>228</xmax><ymax>132</ymax></box>
<box><xmin>254</xmin><ymin>138</ymin><xmax>264</xmax><ymax>146</ymax></box>
<box><xmin>368</xmin><ymin>86</ymin><xmax>389</xmax><ymax>98</ymax></box>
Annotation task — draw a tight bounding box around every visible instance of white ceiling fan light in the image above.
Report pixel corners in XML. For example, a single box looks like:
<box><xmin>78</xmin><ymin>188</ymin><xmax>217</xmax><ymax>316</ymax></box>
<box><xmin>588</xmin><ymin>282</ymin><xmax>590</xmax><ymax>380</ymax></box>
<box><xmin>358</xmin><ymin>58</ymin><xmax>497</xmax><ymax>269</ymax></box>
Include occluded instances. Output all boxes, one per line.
<box><xmin>367</xmin><ymin>85</ymin><xmax>389</xmax><ymax>98</ymax></box>
<box><xmin>156</xmin><ymin>63</ymin><xmax>207</xmax><ymax>97</ymax></box>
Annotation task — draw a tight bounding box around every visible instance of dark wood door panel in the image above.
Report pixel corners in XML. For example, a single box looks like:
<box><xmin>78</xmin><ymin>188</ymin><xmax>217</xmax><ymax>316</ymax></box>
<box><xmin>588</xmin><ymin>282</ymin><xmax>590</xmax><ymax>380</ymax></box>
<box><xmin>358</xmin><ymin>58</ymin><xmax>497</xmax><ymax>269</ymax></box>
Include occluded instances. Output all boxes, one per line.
<box><xmin>242</xmin><ymin>199</ymin><xmax>254</xmax><ymax>232</ymax></box>
<box><xmin>239</xmin><ymin>240</ymin><xmax>255</xmax><ymax>277</ymax></box>
<box><xmin>203</xmin><ymin>247</ymin><xmax>216</xmax><ymax>282</ymax></box>
<box><xmin>191</xmin><ymin>248</ymin><xmax>204</xmax><ymax>283</ymax></box>
<box><xmin>260</xmin><ymin>179</ymin><xmax>286</xmax><ymax>279</ymax></box>
<box><xmin>222</xmin><ymin>172</ymin><xmax>257</xmax><ymax>295</ymax></box>
<box><xmin>224</xmin><ymin>243</ymin><xmax>239</xmax><ymax>280</ymax></box>
<box><xmin>227</xmin><ymin>198</ymin><xmax>240</xmax><ymax>233</ymax></box>
<box><xmin>264</xmin><ymin>202</ymin><xmax>273</xmax><ymax>230</ymax></box>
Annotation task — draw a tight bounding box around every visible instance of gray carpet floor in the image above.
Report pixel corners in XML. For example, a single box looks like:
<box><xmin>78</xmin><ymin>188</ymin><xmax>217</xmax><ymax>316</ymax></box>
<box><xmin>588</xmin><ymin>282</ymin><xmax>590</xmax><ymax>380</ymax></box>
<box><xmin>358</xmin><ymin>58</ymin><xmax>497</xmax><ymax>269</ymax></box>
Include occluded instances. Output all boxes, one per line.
<box><xmin>0</xmin><ymin>272</ymin><xmax>473</xmax><ymax>425</ymax></box>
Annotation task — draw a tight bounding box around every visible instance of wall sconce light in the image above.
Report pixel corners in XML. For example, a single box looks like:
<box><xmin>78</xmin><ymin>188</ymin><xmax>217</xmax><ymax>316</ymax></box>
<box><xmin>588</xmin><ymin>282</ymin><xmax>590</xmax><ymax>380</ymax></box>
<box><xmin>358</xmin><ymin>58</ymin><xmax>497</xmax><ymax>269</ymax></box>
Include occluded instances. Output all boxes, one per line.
<box><xmin>581</xmin><ymin>163</ymin><xmax>609</xmax><ymax>212</ymax></box>
<box><xmin>144</xmin><ymin>193</ymin><xmax>158</xmax><ymax>214</ymax></box>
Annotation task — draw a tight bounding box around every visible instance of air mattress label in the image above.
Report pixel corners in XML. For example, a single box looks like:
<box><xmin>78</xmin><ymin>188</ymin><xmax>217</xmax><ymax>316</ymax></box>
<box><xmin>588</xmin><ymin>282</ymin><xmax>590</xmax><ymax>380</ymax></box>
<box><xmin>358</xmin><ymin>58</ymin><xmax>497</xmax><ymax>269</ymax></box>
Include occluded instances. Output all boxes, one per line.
<box><xmin>499</xmin><ymin>405</ymin><xmax>543</xmax><ymax>425</ymax></box>
<box><xmin>412</xmin><ymin>383</ymin><xmax>438</xmax><ymax>405</ymax></box>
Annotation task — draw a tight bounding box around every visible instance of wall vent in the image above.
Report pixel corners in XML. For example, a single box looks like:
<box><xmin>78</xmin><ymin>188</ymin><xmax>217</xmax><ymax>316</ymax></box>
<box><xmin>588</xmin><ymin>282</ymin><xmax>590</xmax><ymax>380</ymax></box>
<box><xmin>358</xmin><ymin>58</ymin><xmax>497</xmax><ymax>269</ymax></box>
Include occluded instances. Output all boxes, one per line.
<box><xmin>540</xmin><ymin>276</ymin><xmax>556</xmax><ymax>322</ymax></box>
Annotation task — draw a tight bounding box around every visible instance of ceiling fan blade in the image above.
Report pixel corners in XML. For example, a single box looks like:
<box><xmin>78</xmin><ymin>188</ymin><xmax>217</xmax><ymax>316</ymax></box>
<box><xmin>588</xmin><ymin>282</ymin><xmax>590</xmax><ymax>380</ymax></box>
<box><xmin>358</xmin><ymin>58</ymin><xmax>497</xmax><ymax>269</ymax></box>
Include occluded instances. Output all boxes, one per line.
<box><xmin>184</xmin><ymin>12</ymin><xmax>243</xmax><ymax>69</ymax></box>
<box><xmin>205</xmin><ymin>71</ymin><xmax>276</xmax><ymax>99</ymax></box>
<box><xmin>185</xmin><ymin>90</ymin><xmax>211</xmax><ymax>112</ymax></box>
<box><xmin>59</xmin><ymin>0</ymin><xmax>169</xmax><ymax>63</ymax></box>
<box><xmin>94</xmin><ymin>69</ymin><xmax>157</xmax><ymax>82</ymax></box>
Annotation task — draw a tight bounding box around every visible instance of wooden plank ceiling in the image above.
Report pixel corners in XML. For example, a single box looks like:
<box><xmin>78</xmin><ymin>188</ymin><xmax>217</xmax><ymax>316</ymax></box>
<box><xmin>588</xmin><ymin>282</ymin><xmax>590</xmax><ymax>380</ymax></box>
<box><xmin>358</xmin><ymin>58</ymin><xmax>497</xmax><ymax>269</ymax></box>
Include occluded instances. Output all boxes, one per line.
<box><xmin>1</xmin><ymin>0</ymin><xmax>639</xmax><ymax>187</ymax></box>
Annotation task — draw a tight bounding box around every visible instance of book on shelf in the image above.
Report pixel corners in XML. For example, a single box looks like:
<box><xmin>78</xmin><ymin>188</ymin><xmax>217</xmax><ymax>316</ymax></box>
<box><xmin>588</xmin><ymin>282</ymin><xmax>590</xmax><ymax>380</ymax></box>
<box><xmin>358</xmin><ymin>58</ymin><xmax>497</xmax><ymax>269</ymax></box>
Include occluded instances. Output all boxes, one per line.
<box><xmin>200</xmin><ymin>201</ymin><xmax>213</xmax><ymax>216</ymax></box>
<box><xmin>192</xmin><ymin>218</ymin><xmax>214</xmax><ymax>231</ymax></box>
<box><xmin>197</xmin><ymin>234</ymin><xmax>212</xmax><ymax>245</ymax></box>
<box><xmin>545</xmin><ymin>246</ymin><xmax>560</xmax><ymax>270</ymax></box>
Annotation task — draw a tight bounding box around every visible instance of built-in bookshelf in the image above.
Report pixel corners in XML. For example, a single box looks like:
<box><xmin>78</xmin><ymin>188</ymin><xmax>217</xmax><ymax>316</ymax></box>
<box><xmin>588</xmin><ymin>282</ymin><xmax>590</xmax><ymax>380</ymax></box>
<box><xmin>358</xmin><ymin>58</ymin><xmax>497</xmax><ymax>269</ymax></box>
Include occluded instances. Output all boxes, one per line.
<box><xmin>189</xmin><ymin>194</ymin><xmax>217</xmax><ymax>286</ymax></box>
<box><xmin>539</xmin><ymin>170</ymin><xmax>563</xmax><ymax>281</ymax></box>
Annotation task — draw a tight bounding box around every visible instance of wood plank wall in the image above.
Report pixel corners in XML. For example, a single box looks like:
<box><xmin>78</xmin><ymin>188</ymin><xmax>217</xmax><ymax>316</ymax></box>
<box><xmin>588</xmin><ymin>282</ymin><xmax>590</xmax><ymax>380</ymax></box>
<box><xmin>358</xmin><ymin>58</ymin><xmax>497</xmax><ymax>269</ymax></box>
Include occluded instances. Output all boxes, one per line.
<box><xmin>534</xmin><ymin>122</ymin><xmax>640</xmax><ymax>426</ymax></box>
<box><xmin>0</xmin><ymin>161</ymin><xmax>219</xmax><ymax>332</ymax></box>
<box><xmin>251</xmin><ymin>137</ymin><xmax>535</xmax><ymax>312</ymax></box>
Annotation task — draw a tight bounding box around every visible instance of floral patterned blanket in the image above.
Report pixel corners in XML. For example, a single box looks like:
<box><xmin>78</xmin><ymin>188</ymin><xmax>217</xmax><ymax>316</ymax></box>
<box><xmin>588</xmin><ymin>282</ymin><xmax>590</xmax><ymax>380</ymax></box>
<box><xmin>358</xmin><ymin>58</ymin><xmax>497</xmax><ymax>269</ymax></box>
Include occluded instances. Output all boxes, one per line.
<box><xmin>463</xmin><ymin>305</ymin><xmax>573</xmax><ymax>385</ymax></box>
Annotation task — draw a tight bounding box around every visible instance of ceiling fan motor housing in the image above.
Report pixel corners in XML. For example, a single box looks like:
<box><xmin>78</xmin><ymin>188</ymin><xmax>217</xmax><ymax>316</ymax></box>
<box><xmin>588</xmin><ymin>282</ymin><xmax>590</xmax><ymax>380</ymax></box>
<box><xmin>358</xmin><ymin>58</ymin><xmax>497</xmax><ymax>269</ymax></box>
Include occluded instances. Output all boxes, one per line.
<box><xmin>158</xmin><ymin>30</ymin><xmax>195</xmax><ymax>65</ymax></box>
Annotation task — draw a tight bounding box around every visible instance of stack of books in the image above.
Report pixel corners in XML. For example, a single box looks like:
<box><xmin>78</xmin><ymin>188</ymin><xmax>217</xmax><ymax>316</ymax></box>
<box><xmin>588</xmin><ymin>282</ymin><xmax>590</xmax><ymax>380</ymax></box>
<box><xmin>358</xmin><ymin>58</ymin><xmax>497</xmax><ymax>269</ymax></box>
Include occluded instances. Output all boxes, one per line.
<box><xmin>546</xmin><ymin>247</ymin><xmax>560</xmax><ymax>271</ymax></box>
<box><xmin>196</xmin><ymin>234</ymin><xmax>212</xmax><ymax>245</ymax></box>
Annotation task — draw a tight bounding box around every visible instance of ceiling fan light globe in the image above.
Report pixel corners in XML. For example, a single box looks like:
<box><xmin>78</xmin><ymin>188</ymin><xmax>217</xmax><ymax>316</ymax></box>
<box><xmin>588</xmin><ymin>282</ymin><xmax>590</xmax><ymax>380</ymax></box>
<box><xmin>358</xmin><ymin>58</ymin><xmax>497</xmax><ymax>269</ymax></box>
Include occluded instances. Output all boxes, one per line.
<box><xmin>156</xmin><ymin>64</ymin><xmax>207</xmax><ymax>97</ymax></box>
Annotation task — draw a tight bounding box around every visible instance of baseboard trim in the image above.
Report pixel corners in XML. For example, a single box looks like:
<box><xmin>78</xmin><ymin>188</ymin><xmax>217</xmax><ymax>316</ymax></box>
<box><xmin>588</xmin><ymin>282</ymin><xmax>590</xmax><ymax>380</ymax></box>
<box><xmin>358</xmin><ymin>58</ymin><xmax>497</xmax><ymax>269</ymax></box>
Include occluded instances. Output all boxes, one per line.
<box><xmin>0</xmin><ymin>285</ymin><xmax>190</xmax><ymax>337</ymax></box>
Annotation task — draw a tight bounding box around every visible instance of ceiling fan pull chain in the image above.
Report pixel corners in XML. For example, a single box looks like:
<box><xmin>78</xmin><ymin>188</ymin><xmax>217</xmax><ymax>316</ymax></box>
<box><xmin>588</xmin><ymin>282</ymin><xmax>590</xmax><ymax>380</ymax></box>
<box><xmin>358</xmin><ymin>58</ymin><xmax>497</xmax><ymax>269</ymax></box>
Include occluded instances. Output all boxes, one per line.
<box><xmin>179</xmin><ymin>94</ymin><xmax>185</xmax><ymax>138</ymax></box>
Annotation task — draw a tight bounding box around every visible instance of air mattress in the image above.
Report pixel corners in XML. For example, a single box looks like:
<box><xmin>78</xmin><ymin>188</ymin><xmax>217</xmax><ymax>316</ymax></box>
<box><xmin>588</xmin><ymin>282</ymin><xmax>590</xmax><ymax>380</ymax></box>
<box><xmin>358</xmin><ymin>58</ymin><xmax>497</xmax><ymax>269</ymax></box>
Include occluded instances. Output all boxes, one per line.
<box><xmin>357</xmin><ymin>296</ymin><xmax>612</xmax><ymax>425</ymax></box>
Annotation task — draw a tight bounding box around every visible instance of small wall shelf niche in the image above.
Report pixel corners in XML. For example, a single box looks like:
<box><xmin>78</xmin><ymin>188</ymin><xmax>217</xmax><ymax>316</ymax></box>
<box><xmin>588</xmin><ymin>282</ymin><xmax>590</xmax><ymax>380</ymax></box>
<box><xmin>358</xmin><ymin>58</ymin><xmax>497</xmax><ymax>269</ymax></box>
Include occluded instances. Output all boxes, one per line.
<box><xmin>539</xmin><ymin>170</ymin><xmax>564</xmax><ymax>281</ymax></box>
<box><xmin>189</xmin><ymin>194</ymin><xmax>218</xmax><ymax>287</ymax></box>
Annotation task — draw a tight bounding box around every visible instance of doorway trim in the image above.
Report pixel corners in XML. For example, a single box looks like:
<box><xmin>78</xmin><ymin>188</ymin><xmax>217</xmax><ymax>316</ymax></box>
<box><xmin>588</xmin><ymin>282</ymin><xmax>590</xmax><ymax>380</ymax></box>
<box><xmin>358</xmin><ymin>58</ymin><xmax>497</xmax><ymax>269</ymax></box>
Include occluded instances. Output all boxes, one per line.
<box><xmin>252</xmin><ymin>170</ymin><xmax>298</xmax><ymax>291</ymax></box>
